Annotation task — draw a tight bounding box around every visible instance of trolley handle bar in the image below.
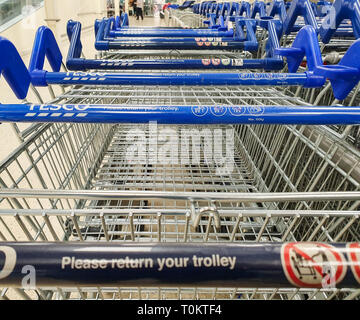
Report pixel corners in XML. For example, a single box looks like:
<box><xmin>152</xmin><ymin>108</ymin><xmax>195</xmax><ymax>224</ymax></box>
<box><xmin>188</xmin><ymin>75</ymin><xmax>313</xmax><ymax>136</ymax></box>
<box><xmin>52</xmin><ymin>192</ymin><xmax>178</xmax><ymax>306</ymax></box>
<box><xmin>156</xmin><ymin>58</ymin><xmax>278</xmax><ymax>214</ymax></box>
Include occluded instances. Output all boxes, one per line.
<box><xmin>1</xmin><ymin>104</ymin><xmax>360</xmax><ymax>125</ymax></box>
<box><xmin>0</xmin><ymin>242</ymin><xmax>359</xmax><ymax>289</ymax></box>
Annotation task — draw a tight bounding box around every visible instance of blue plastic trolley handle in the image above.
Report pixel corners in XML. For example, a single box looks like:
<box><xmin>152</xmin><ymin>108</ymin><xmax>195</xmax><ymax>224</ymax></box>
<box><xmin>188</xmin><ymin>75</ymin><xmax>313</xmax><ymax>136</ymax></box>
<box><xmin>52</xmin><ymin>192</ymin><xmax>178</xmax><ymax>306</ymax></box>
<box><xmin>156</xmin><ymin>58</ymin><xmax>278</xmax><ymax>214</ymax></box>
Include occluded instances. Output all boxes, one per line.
<box><xmin>0</xmin><ymin>242</ymin><xmax>359</xmax><ymax>288</ymax></box>
<box><xmin>66</xmin><ymin>21</ymin><xmax>284</xmax><ymax>71</ymax></box>
<box><xmin>67</xmin><ymin>58</ymin><xmax>284</xmax><ymax>71</ymax></box>
<box><xmin>96</xmin><ymin>37</ymin><xmax>253</xmax><ymax>51</ymax></box>
<box><xmin>95</xmin><ymin>17</ymin><xmax>259</xmax><ymax>51</ymax></box>
<box><xmin>2</xmin><ymin>26</ymin><xmax>360</xmax><ymax>101</ymax></box>
<box><xmin>108</xmin><ymin>29</ymin><xmax>234</xmax><ymax>38</ymax></box>
<box><xmin>42</xmin><ymin>71</ymin><xmax>319</xmax><ymax>87</ymax></box>
<box><xmin>1</xmin><ymin>104</ymin><xmax>360</xmax><ymax>125</ymax></box>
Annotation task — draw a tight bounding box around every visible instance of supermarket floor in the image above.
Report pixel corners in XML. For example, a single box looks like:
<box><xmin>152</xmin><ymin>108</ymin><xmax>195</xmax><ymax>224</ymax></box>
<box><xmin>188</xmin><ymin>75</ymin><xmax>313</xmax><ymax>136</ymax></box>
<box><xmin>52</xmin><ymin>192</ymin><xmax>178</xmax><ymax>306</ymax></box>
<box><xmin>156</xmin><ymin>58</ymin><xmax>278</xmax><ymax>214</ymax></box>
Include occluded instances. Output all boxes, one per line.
<box><xmin>0</xmin><ymin>15</ymin><xmax>166</xmax><ymax>163</ymax></box>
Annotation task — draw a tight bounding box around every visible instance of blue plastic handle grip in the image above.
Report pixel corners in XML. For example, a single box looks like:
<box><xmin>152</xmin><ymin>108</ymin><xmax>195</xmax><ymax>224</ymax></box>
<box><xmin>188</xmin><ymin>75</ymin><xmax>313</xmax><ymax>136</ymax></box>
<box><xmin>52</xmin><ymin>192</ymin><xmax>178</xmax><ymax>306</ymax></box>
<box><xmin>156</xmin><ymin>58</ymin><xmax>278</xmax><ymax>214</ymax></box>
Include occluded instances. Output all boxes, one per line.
<box><xmin>66</xmin><ymin>58</ymin><xmax>284</xmax><ymax>71</ymax></box>
<box><xmin>2</xmin><ymin>104</ymin><xmax>360</xmax><ymax>125</ymax></box>
<box><xmin>100</xmin><ymin>39</ymin><xmax>250</xmax><ymax>51</ymax></box>
<box><xmin>0</xmin><ymin>243</ymin><xmax>359</xmax><ymax>288</ymax></box>
<box><xmin>45</xmin><ymin>71</ymin><xmax>315</xmax><ymax>87</ymax></box>
<box><xmin>109</xmin><ymin>29</ymin><xmax>234</xmax><ymax>37</ymax></box>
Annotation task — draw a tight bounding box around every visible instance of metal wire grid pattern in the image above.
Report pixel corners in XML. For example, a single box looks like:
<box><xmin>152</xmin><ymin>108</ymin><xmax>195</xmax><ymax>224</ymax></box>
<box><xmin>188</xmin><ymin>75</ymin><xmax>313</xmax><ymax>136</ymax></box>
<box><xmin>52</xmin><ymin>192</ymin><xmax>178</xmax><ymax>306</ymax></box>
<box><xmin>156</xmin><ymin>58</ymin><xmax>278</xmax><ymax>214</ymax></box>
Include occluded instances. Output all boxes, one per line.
<box><xmin>0</xmin><ymin>84</ymin><xmax>359</xmax><ymax>300</ymax></box>
<box><xmin>55</xmin><ymin>85</ymin><xmax>307</xmax><ymax>106</ymax></box>
<box><xmin>3</xmin><ymin>286</ymin><xmax>360</xmax><ymax>300</ymax></box>
<box><xmin>280</xmin><ymin>77</ymin><xmax>360</xmax><ymax>151</ymax></box>
<box><xmin>169</xmin><ymin>8</ymin><xmax>203</xmax><ymax>28</ymax></box>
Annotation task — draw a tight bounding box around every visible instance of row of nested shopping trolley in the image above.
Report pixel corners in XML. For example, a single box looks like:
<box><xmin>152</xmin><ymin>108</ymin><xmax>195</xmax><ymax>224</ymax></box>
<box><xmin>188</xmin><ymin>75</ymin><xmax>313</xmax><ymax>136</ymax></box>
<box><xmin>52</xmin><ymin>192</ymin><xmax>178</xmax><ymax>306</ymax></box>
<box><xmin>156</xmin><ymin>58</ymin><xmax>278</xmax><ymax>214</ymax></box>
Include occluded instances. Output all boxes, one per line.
<box><xmin>0</xmin><ymin>0</ymin><xmax>360</xmax><ymax>300</ymax></box>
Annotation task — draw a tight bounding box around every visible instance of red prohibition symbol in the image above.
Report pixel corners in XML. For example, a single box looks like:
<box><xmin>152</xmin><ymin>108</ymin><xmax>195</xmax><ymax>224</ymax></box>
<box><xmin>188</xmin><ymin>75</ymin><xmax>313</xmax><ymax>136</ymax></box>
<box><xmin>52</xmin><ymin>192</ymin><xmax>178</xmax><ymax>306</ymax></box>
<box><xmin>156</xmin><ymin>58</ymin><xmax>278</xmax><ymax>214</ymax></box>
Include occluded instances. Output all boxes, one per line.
<box><xmin>348</xmin><ymin>243</ymin><xmax>360</xmax><ymax>284</ymax></box>
<box><xmin>281</xmin><ymin>242</ymin><xmax>347</xmax><ymax>288</ymax></box>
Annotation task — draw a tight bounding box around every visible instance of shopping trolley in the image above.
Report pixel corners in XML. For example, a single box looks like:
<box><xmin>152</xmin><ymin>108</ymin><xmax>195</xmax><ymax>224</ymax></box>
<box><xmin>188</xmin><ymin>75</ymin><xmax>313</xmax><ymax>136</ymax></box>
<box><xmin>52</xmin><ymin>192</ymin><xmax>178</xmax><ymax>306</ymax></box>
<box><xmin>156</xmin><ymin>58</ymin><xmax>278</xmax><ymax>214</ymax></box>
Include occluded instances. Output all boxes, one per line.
<box><xmin>1</xmin><ymin>20</ymin><xmax>360</xmax><ymax>300</ymax></box>
<box><xmin>279</xmin><ymin>0</ymin><xmax>358</xmax><ymax>51</ymax></box>
<box><xmin>68</xmin><ymin>20</ymin><xmax>284</xmax><ymax>71</ymax></box>
<box><xmin>168</xmin><ymin>1</ymin><xmax>205</xmax><ymax>28</ymax></box>
<box><xmin>94</xmin><ymin>16</ymin><xmax>260</xmax><ymax>52</ymax></box>
<box><xmin>104</xmin><ymin>16</ymin><xmax>235</xmax><ymax>38</ymax></box>
<box><xmin>279</xmin><ymin>0</ymin><xmax>360</xmax><ymax>119</ymax></box>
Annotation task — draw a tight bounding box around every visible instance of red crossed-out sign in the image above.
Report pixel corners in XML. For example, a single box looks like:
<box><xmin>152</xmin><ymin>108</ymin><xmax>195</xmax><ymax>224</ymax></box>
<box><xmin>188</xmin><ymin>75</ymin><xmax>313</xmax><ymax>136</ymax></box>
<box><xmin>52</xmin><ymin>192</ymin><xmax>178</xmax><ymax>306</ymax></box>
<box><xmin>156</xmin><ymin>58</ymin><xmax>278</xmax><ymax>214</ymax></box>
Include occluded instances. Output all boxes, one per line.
<box><xmin>281</xmin><ymin>242</ymin><xmax>347</xmax><ymax>288</ymax></box>
<box><xmin>348</xmin><ymin>243</ymin><xmax>360</xmax><ymax>284</ymax></box>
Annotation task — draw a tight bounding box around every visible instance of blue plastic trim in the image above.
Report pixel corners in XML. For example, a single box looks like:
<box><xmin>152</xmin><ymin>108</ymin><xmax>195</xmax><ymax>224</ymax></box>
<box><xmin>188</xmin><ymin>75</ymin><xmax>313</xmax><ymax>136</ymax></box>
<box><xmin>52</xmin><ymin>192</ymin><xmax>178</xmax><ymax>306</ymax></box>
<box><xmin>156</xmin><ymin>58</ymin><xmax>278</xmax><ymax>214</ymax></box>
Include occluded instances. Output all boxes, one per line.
<box><xmin>257</xmin><ymin>17</ymin><xmax>283</xmax><ymax>58</ymax></box>
<box><xmin>239</xmin><ymin>1</ymin><xmax>251</xmax><ymax>18</ymax></box>
<box><xmin>276</xmin><ymin>25</ymin><xmax>360</xmax><ymax>98</ymax></box>
<box><xmin>314</xmin><ymin>38</ymin><xmax>360</xmax><ymax>100</ymax></box>
<box><xmin>94</xmin><ymin>19</ymin><xmax>101</xmax><ymax>36</ymax></box>
<box><xmin>45</xmin><ymin>71</ymin><xmax>308</xmax><ymax>87</ymax></box>
<box><xmin>267</xmin><ymin>0</ymin><xmax>287</xmax><ymax>22</ymax></box>
<box><xmin>0</xmin><ymin>37</ymin><xmax>31</xmax><ymax>99</ymax></box>
<box><xmin>115</xmin><ymin>15</ymin><xmax>121</xmax><ymax>29</ymax></box>
<box><xmin>251</xmin><ymin>1</ymin><xmax>267</xmax><ymax>19</ymax></box>
<box><xmin>219</xmin><ymin>2</ymin><xmax>231</xmax><ymax>17</ymax></box>
<box><xmin>2</xmin><ymin>104</ymin><xmax>360</xmax><ymax>125</ymax></box>
<box><xmin>67</xmin><ymin>20</ymin><xmax>82</xmax><ymax>59</ymax></box>
<box><xmin>29</xmin><ymin>26</ymin><xmax>62</xmax><ymax>86</ymax></box>
<box><xmin>121</xmin><ymin>13</ymin><xmax>129</xmax><ymax>27</ymax></box>
<box><xmin>320</xmin><ymin>0</ymin><xmax>360</xmax><ymax>43</ymax></box>
<box><xmin>275</xmin><ymin>25</ymin><xmax>323</xmax><ymax>73</ymax></box>
<box><xmin>283</xmin><ymin>0</ymin><xmax>319</xmax><ymax>35</ymax></box>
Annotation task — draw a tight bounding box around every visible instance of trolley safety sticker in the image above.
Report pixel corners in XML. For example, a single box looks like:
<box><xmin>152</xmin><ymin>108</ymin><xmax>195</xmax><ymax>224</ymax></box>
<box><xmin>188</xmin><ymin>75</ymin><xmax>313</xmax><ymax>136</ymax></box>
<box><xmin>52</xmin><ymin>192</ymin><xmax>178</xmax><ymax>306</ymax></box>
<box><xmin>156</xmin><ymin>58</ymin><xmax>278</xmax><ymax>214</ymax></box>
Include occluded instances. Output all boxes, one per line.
<box><xmin>191</xmin><ymin>106</ymin><xmax>208</xmax><ymax>117</ymax></box>
<box><xmin>196</xmin><ymin>38</ymin><xmax>224</xmax><ymax>47</ymax></box>
<box><xmin>229</xmin><ymin>106</ymin><xmax>245</xmax><ymax>116</ymax></box>
<box><xmin>211</xmin><ymin>106</ymin><xmax>227</xmax><ymax>116</ymax></box>
<box><xmin>347</xmin><ymin>243</ymin><xmax>360</xmax><ymax>284</ymax></box>
<box><xmin>247</xmin><ymin>106</ymin><xmax>265</xmax><ymax>116</ymax></box>
<box><xmin>221</xmin><ymin>59</ymin><xmax>231</xmax><ymax>66</ymax></box>
<box><xmin>202</xmin><ymin>59</ymin><xmax>211</xmax><ymax>66</ymax></box>
<box><xmin>281</xmin><ymin>242</ymin><xmax>347</xmax><ymax>288</ymax></box>
<box><xmin>232</xmin><ymin>59</ymin><xmax>244</xmax><ymax>66</ymax></box>
<box><xmin>211</xmin><ymin>59</ymin><xmax>221</xmax><ymax>66</ymax></box>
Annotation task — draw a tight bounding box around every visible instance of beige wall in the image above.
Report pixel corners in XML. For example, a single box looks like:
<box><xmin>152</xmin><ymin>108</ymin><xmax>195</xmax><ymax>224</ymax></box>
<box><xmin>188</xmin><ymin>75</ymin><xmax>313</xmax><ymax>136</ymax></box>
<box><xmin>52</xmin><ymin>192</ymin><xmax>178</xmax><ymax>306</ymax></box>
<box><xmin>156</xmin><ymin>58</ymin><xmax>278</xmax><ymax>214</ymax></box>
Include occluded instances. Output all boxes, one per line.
<box><xmin>0</xmin><ymin>0</ymin><xmax>107</xmax><ymax>103</ymax></box>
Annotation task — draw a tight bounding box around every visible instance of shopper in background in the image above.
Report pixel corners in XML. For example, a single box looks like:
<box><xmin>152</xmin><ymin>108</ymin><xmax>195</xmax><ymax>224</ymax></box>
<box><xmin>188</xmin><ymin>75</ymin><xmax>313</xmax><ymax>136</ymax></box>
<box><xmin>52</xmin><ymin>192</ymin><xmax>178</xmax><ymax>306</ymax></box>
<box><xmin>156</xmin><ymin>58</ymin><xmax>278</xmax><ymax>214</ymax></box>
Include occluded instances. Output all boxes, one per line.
<box><xmin>130</xmin><ymin>0</ymin><xmax>137</xmax><ymax>18</ymax></box>
<box><xmin>136</xmin><ymin>0</ymin><xmax>144</xmax><ymax>20</ymax></box>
